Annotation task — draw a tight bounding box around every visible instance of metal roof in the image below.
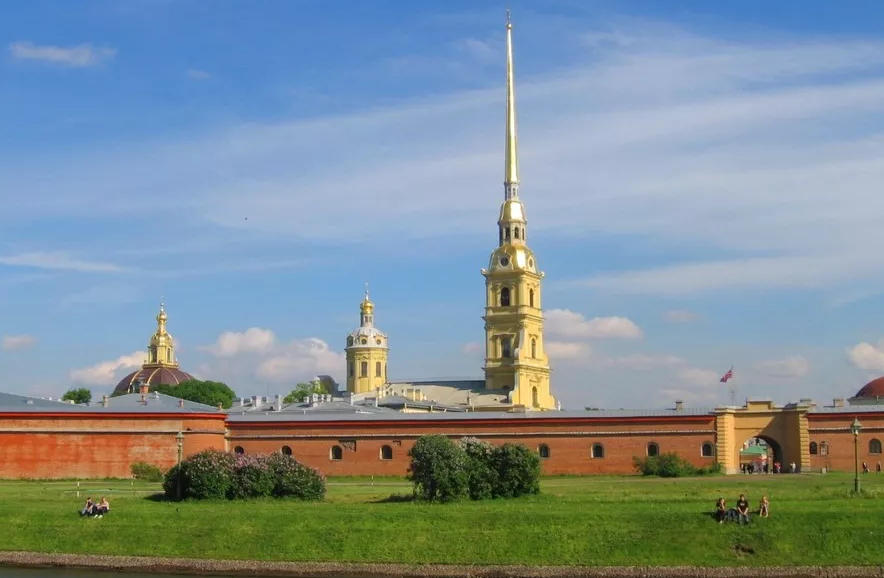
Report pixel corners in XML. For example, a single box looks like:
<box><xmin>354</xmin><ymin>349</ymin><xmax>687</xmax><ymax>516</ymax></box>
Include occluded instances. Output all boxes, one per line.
<box><xmin>0</xmin><ymin>391</ymin><xmax>220</xmax><ymax>414</ymax></box>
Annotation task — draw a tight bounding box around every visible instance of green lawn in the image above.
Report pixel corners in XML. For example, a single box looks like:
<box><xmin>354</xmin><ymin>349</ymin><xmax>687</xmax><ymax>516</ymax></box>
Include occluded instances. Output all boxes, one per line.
<box><xmin>1</xmin><ymin>473</ymin><xmax>881</xmax><ymax>566</ymax></box>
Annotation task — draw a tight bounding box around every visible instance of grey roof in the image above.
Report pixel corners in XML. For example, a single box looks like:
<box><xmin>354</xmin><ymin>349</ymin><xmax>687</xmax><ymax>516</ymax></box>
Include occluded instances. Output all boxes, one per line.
<box><xmin>227</xmin><ymin>407</ymin><xmax>717</xmax><ymax>423</ymax></box>
<box><xmin>809</xmin><ymin>404</ymin><xmax>884</xmax><ymax>414</ymax></box>
<box><xmin>0</xmin><ymin>391</ymin><xmax>221</xmax><ymax>414</ymax></box>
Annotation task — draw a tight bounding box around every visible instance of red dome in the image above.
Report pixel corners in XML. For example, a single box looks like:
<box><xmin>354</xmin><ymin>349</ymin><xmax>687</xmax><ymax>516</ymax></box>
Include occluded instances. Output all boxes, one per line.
<box><xmin>112</xmin><ymin>366</ymin><xmax>195</xmax><ymax>396</ymax></box>
<box><xmin>855</xmin><ymin>376</ymin><xmax>884</xmax><ymax>399</ymax></box>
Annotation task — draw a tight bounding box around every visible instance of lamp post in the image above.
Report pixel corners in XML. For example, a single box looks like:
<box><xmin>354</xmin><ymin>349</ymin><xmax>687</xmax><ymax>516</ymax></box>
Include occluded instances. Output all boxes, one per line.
<box><xmin>176</xmin><ymin>431</ymin><xmax>185</xmax><ymax>500</ymax></box>
<box><xmin>851</xmin><ymin>417</ymin><xmax>862</xmax><ymax>494</ymax></box>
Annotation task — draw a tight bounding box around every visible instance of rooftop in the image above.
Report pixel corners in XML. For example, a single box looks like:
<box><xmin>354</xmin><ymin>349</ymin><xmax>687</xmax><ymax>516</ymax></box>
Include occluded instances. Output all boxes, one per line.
<box><xmin>0</xmin><ymin>391</ymin><xmax>220</xmax><ymax>414</ymax></box>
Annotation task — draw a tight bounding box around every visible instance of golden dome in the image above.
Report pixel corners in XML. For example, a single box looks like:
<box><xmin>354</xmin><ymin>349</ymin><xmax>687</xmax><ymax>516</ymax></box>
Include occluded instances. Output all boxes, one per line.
<box><xmin>498</xmin><ymin>199</ymin><xmax>526</xmax><ymax>223</ymax></box>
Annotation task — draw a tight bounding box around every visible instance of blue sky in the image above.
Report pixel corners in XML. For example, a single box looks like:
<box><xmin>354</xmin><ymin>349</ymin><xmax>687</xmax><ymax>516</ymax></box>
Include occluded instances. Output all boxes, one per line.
<box><xmin>3</xmin><ymin>0</ymin><xmax>884</xmax><ymax>409</ymax></box>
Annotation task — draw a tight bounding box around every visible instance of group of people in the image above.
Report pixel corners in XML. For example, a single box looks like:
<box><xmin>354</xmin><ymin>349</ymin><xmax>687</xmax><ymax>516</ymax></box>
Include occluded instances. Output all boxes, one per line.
<box><xmin>715</xmin><ymin>493</ymin><xmax>769</xmax><ymax>524</ymax></box>
<box><xmin>861</xmin><ymin>461</ymin><xmax>882</xmax><ymax>474</ymax></box>
<box><xmin>79</xmin><ymin>496</ymin><xmax>110</xmax><ymax>518</ymax></box>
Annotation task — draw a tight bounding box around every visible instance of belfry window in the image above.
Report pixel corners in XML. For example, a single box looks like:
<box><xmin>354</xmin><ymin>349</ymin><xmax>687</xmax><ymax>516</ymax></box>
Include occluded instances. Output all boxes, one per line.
<box><xmin>501</xmin><ymin>337</ymin><xmax>512</xmax><ymax>358</ymax></box>
<box><xmin>514</xmin><ymin>227</ymin><xmax>520</xmax><ymax>239</ymax></box>
<box><xmin>348</xmin><ymin>362</ymin><xmax>354</xmax><ymax>378</ymax></box>
<box><xmin>360</xmin><ymin>361</ymin><xmax>368</xmax><ymax>377</ymax></box>
<box><xmin>505</xmin><ymin>228</ymin><xmax>511</xmax><ymax>240</ymax></box>
<box><xmin>500</xmin><ymin>287</ymin><xmax>511</xmax><ymax>307</ymax></box>
<box><xmin>531</xmin><ymin>338</ymin><xmax>537</xmax><ymax>358</ymax></box>
<box><xmin>532</xmin><ymin>386</ymin><xmax>539</xmax><ymax>408</ymax></box>
<box><xmin>375</xmin><ymin>361</ymin><xmax>382</xmax><ymax>377</ymax></box>
<box><xmin>529</xmin><ymin>289</ymin><xmax>535</xmax><ymax>308</ymax></box>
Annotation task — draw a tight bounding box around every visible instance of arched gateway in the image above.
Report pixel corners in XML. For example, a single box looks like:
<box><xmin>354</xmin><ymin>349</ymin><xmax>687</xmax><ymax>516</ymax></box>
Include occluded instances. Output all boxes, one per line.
<box><xmin>715</xmin><ymin>400</ymin><xmax>811</xmax><ymax>474</ymax></box>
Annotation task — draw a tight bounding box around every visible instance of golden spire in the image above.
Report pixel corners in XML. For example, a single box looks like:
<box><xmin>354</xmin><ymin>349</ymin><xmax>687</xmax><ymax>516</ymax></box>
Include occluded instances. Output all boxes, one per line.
<box><xmin>504</xmin><ymin>9</ymin><xmax>519</xmax><ymax>197</ymax></box>
<box><xmin>156</xmin><ymin>300</ymin><xmax>167</xmax><ymax>334</ymax></box>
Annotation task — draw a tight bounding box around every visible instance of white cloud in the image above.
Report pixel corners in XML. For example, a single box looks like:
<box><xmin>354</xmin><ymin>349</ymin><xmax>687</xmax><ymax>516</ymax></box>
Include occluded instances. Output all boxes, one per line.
<box><xmin>848</xmin><ymin>339</ymin><xmax>884</xmax><ymax>372</ymax></box>
<box><xmin>461</xmin><ymin>342</ymin><xmax>483</xmax><ymax>355</ymax></box>
<box><xmin>202</xmin><ymin>328</ymin><xmax>345</xmax><ymax>385</ymax></box>
<box><xmin>256</xmin><ymin>338</ymin><xmax>345</xmax><ymax>382</ymax></box>
<box><xmin>186</xmin><ymin>68</ymin><xmax>211</xmax><ymax>80</ymax></box>
<box><xmin>9</xmin><ymin>41</ymin><xmax>115</xmax><ymax>67</ymax></box>
<box><xmin>664</xmin><ymin>309</ymin><xmax>700</xmax><ymax>323</ymax></box>
<box><xmin>545</xmin><ymin>341</ymin><xmax>591</xmax><ymax>359</ymax></box>
<box><xmin>604</xmin><ymin>353</ymin><xmax>685</xmax><ymax>371</ymax></box>
<box><xmin>676</xmin><ymin>367</ymin><xmax>721</xmax><ymax>387</ymax></box>
<box><xmin>205</xmin><ymin>327</ymin><xmax>276</xmax><ymax>357</ymax></box>
<box><xmin>69</xmin><ymin>351</ymin><xmax>144</xmax><ymax>385</ymax></box>
<box><xmin>752</xmin><ymin>356</ymin><xmax>810</xmax><ymax>378</ymax></box>
<box><xmin>0</xmin><ymin>252</ymin><xmax>124</xmax><ymax>273</ymax></box>
<box><xmin>1</xmin><ymin>334</ymin><xmax>36</xmax><ymax>351</ymax></box>
<box><xmin>545</xmin><ymin>309</ymin><xmax>643</xmax><ymax>339</ymax></box>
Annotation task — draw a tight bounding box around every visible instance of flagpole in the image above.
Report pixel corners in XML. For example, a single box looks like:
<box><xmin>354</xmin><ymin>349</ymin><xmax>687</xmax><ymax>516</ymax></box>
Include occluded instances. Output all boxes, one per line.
<box><xmin>729</xmin><ymin>364</ymin><xmax>736</xmax><ymax>406</ymax></box>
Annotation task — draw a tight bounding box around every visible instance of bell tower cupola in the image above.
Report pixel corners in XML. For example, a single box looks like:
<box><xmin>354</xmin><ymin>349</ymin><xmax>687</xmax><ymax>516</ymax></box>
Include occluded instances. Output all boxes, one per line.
<box><xmin>147</xmin><ymin>301</ymin><xmax>178</xmax><ymax>368</ymax></box>
<box><xmin>480</xmin><ymin>13</ymin><xmax>556</xmax><ymax>410</ymax></box>
<box><xmin>345</xmin><ymin>285</ymin><xmax>390</xmax><ymax>394</ymax></box>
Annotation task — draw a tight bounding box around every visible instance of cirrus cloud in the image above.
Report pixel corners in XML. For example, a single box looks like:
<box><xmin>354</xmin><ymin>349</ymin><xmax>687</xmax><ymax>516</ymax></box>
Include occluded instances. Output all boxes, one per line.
<box><xmin>1</xmin><ymin>334</ymin><xmax>36</xmax><ymax>351</ymax></box>
<box><xmin>545</xmin><ymin>309</ymin><xmax>643</xmax><ymax>340</ymax></box>
<box><xmin>69</xmin><ymin>351</ymin><xmax>144</xmax><ymax>386</ymax></box>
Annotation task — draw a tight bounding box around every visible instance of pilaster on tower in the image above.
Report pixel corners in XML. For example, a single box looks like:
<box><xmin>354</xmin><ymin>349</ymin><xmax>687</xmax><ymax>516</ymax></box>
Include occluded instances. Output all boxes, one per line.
<box><xmin>481</xmin><ymin>13</ymin><xmax>556</xmax><ymax>411</ymax></box>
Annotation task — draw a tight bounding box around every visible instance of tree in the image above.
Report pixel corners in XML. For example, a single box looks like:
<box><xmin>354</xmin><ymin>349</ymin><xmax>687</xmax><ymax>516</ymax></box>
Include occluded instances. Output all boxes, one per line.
<box><xmin>283</xmin><ymin>380</ymin><xmax>327</xmax><ymax>404</ymax></box>
<box><xmin>152</xmin><ymin>379</ymin><xmax>236</xmax><ymax>409</ymax></box>
<box><xmin>61</xmin><ymin>388</ymin><xmax>92</xmax><ymax>405</ymax></box>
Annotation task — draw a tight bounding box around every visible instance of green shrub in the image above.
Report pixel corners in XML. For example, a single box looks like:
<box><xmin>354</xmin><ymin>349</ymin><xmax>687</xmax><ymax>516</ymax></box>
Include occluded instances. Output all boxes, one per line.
<box><xmin>407</xmin><ymin>435</ymin><xmax>469</xmax><ymax>502</ymax></box>
<box><xmin>229</xmin><ymin>455</ymin><xmax>276</xmax><ymax>499</ymax></box>
<box><xmin>163</xmin><ymin>450</ymin><xmax>326</xmax><ymax>501</ymax></box>
<box><xmin>130</xmin><ymin>461</ymin><xmax>164</xmax><ymax>482</ymax></box>
<box><xmin>490</xmin><ymin>443</ymin><xmax>541</xmax><ymax>498</ymax></box>
<box><xmin>633</xmin><ymin>452</ymin><xmax>705</xmax><ymax>478</ymax></box>
<box><xmin>460</xmin><ymin>437</ymin><xmax>497</xmax><ymax>500</ymax></box>
<box><xmin>266</xmin><ymin>453</ymin><xmax>327</xmax><ymax>500</ymax></box>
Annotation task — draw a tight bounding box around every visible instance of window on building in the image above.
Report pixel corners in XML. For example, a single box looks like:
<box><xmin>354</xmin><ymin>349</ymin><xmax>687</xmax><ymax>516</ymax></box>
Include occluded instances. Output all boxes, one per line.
<box><xmin>376</xmin><ymin>361</ymin><xmax>382</xmax><ymax>377</ymax></box>
<box><xmin>820</xmin><ymin>441</ymin><xmax>829</xmax><ymax>456</ymax></box>
<box><xmin>501</xmin><ymin>337</ymin><xmax>512</xmax><ymax>358</ymax></box>
<box><xmin>505</xmin><ymin>228</ymin><xmax>511</xmax><ymax>240</ymax></box>
<box><xmin>347</xmin><ymin>337</ymin><xmax>353</xmax><ymax>347</ymax></box>
<box><xmin>870</xmin><ymin>438</ymin><xmax>883</xmax><ymax>455</ymax></box>
<box><xmin>330</xmin><ymin>445</ymin><xmax>343</xmax><ymax>460</ymax></box>
<box><xmin>384</xmin><ymin>363</ymin><xmax>387</xmax><ymax>378</ymax></box>
<box><xmin>499</xmin><ymin>228</ymin><xmax>504</xmax><ymax>244</ymax></box>
<box><xmin>529</xmin><ymin>289</ymin><xmax>535</xmax><ymax>308</ymax></box>
<box><xmin>500</xmin><ymin>287</ymin><xmax>511</xmax><ymax>307</ymax></box>
<box><xmin>234</xmin><ymin>446</ymin><xmax>244</xmax><ymax>455</ymax></box>
<box><xmin>591</xmin><ymin>443</ymin><xmax>605</xmax><ymax>459</ymax></box>
<box><xmin>647</xmin><ymin>442</ymin><xmax>659</xmax><ymax>457</ymax></box>
<box><xmin>380</xmin><ymin>445</ymin><xmax>393</xmax><ymax>460</ymax></box>
<box><xmin>809</xmin><ymin>441</ymin><xmax>818</xmax><ymax>455</ymax></box>
<box><xmin>538</xmin><ymin>444</ymin><xmax>550</xmax><ymax>459</ymax></box>
<box><xmin>532</xmin><ymin>386</ymin><xmax>539</xmax><ymax>408</ymax></box>
<box><xmin>360</xmin><ymin>361</ymin><xmax>368</xmax><ymax>377</ymax></box>
<box><xmin>531</xmin><ymin>338</ymin><xmax>537</xmax><ymax>358</ymax></box>
<box><xmin>348</xmin><ymin>362</ymin><xmax>354</xmax><ymax>378</ymax></box>
<box><xmin>281</xmin><ymin>446</ymin><xmax>292</xmax><ymax>456</ymax></box>
<box><xmin>701</xmin><ymin>442</ymin><xmax>714</xmax><ymax>458</ymax></box>
<box><xmin>514</xmin><ymin>227</ymin><xmax>520</xmax><ymax>239</ymax></box>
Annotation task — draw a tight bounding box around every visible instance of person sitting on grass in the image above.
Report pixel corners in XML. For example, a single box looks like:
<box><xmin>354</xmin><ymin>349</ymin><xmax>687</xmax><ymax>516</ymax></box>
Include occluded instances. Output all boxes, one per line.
<box><xmin>736</xmin><ymin>493</ymin><xmax>750</xmax><ymax>524</ymax></box>
<box><xmin>759</xmin><ymin>495</ymin><xmax>770</xmax><ymax>518</ymax></box>
<box><xmin>80</xmin><ymin>497</ymin><xmax>94</xmax><ymax>517</ymax></box>
<box><xmin>93</xmin><ymin>496</ymin><xmax>110</xmax><ymax>518</ymax></box>
<box><xmin>715</xmin><ymin>497</ymin><xmax>728</xmax><ymax>523</ymax></box>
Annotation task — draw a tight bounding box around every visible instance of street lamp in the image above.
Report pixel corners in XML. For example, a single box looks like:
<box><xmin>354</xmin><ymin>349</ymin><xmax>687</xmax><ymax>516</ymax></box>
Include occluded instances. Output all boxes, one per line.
<box><xmin>851</xmin><ymin>417</ymin><xmax>862</xmax><ymax>494</ymax></box>
<box><xmin>176</xmin><ymin>431</ymin><xmax>185</xmax><ymax>500</ymax></box>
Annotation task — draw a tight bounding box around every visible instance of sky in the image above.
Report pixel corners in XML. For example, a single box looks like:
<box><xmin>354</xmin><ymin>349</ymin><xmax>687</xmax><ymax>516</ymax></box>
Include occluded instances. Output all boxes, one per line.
<box><xmin>4</xmin><ymin>0</ymin><xmax>884</xmax><ymax>409</ymax></box>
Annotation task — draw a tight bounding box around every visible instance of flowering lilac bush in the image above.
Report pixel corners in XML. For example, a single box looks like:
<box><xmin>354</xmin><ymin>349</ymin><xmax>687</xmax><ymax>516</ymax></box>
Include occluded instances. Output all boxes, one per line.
<box><xmin>163</xmin><ymin>449</ymin><xmax>326</xmax><ymax>501</ymax></box>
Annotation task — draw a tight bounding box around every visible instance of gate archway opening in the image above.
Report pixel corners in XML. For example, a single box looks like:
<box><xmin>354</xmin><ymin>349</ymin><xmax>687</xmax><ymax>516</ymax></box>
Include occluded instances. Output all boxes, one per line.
<box><xmin>739</xmin><ymin>436</ymin><xmax>783</xmax><ymax>473</ymax></box>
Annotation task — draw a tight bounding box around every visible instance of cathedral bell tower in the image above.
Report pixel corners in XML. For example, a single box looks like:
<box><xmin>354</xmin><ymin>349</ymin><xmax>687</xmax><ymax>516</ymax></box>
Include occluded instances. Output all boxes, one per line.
<box><xmin>481</xmin><ymin>13</ymin><xmax>556</xmax><ymax>410</ymax></box>
<box><xmin>345</xmin><ymin>287</ymin><xmax>390</xmax><ymax>394</ymax></box>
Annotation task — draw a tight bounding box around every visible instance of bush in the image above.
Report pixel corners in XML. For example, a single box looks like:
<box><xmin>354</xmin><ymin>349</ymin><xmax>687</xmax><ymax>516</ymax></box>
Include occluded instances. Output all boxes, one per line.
<box><xmin>460</xmin><ymin>437</ymin><xmax>497</xmax><ymax>500</ymax></box>
<box><xmin>407</xmin><ymin>435</ymin><xmax>469</xmax><ymax>502</ymax></box>
<box><xmin>266</xmin><ymin>452</ymin><xmax>326</xmax><ymax>500</ymax></box>
<box><xmin>490</xmin><ymin>443</ymin><xmax>541</xmax><ymax>498</ymax></box>
<box><xmin>130</xmin><ymin>461</ymin><xmax>164</xmax><ymax>482</ymax></box>
<box><xmin>634</xmin><ymin>452</ymin><xmax>706</xmax><ymax>478</ymax></box>
<box><xmin>162</xmin><ymin>450</ymin><xmax>326</xmax><ymax>501</ymax></box>
<box><xmin>230</xmin><ymin>455</ymin><xmax>276</xmax><ymax>499</ymax></box>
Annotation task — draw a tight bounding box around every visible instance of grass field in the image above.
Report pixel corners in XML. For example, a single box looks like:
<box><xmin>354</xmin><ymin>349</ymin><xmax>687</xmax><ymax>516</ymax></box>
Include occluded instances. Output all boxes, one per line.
<box><xmin>1</xmin><ymin>473</ymin><xmax>882</xmax><ymax>566</ymax></box>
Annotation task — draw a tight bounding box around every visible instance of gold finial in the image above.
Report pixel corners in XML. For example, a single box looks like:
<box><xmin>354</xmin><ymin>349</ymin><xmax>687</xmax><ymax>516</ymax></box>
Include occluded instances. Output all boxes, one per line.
<box><xmin>504</xmin><ymin>10</ymin><xmax>519</xmax><ymax>188</ymax></box>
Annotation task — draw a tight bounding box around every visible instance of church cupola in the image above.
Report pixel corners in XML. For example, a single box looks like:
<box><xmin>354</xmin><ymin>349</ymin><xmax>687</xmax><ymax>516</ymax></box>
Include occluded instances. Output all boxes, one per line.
<box><xmin>345</xmin><ymin>286</ymin><xmax>390</xmax><ymax>394</ymax></box>
<box><xmin>148</xmin><ymin>301</ymin><xmax>178</xmax><ymax>367</ymax></box>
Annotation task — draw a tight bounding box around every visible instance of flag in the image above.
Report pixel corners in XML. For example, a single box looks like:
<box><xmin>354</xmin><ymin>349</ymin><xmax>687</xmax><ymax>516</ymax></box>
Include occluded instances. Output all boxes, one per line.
<box><xmin>720</xmin><ymin>367</ymin><xmax>734</xmax><ymax>383</ymax></box>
